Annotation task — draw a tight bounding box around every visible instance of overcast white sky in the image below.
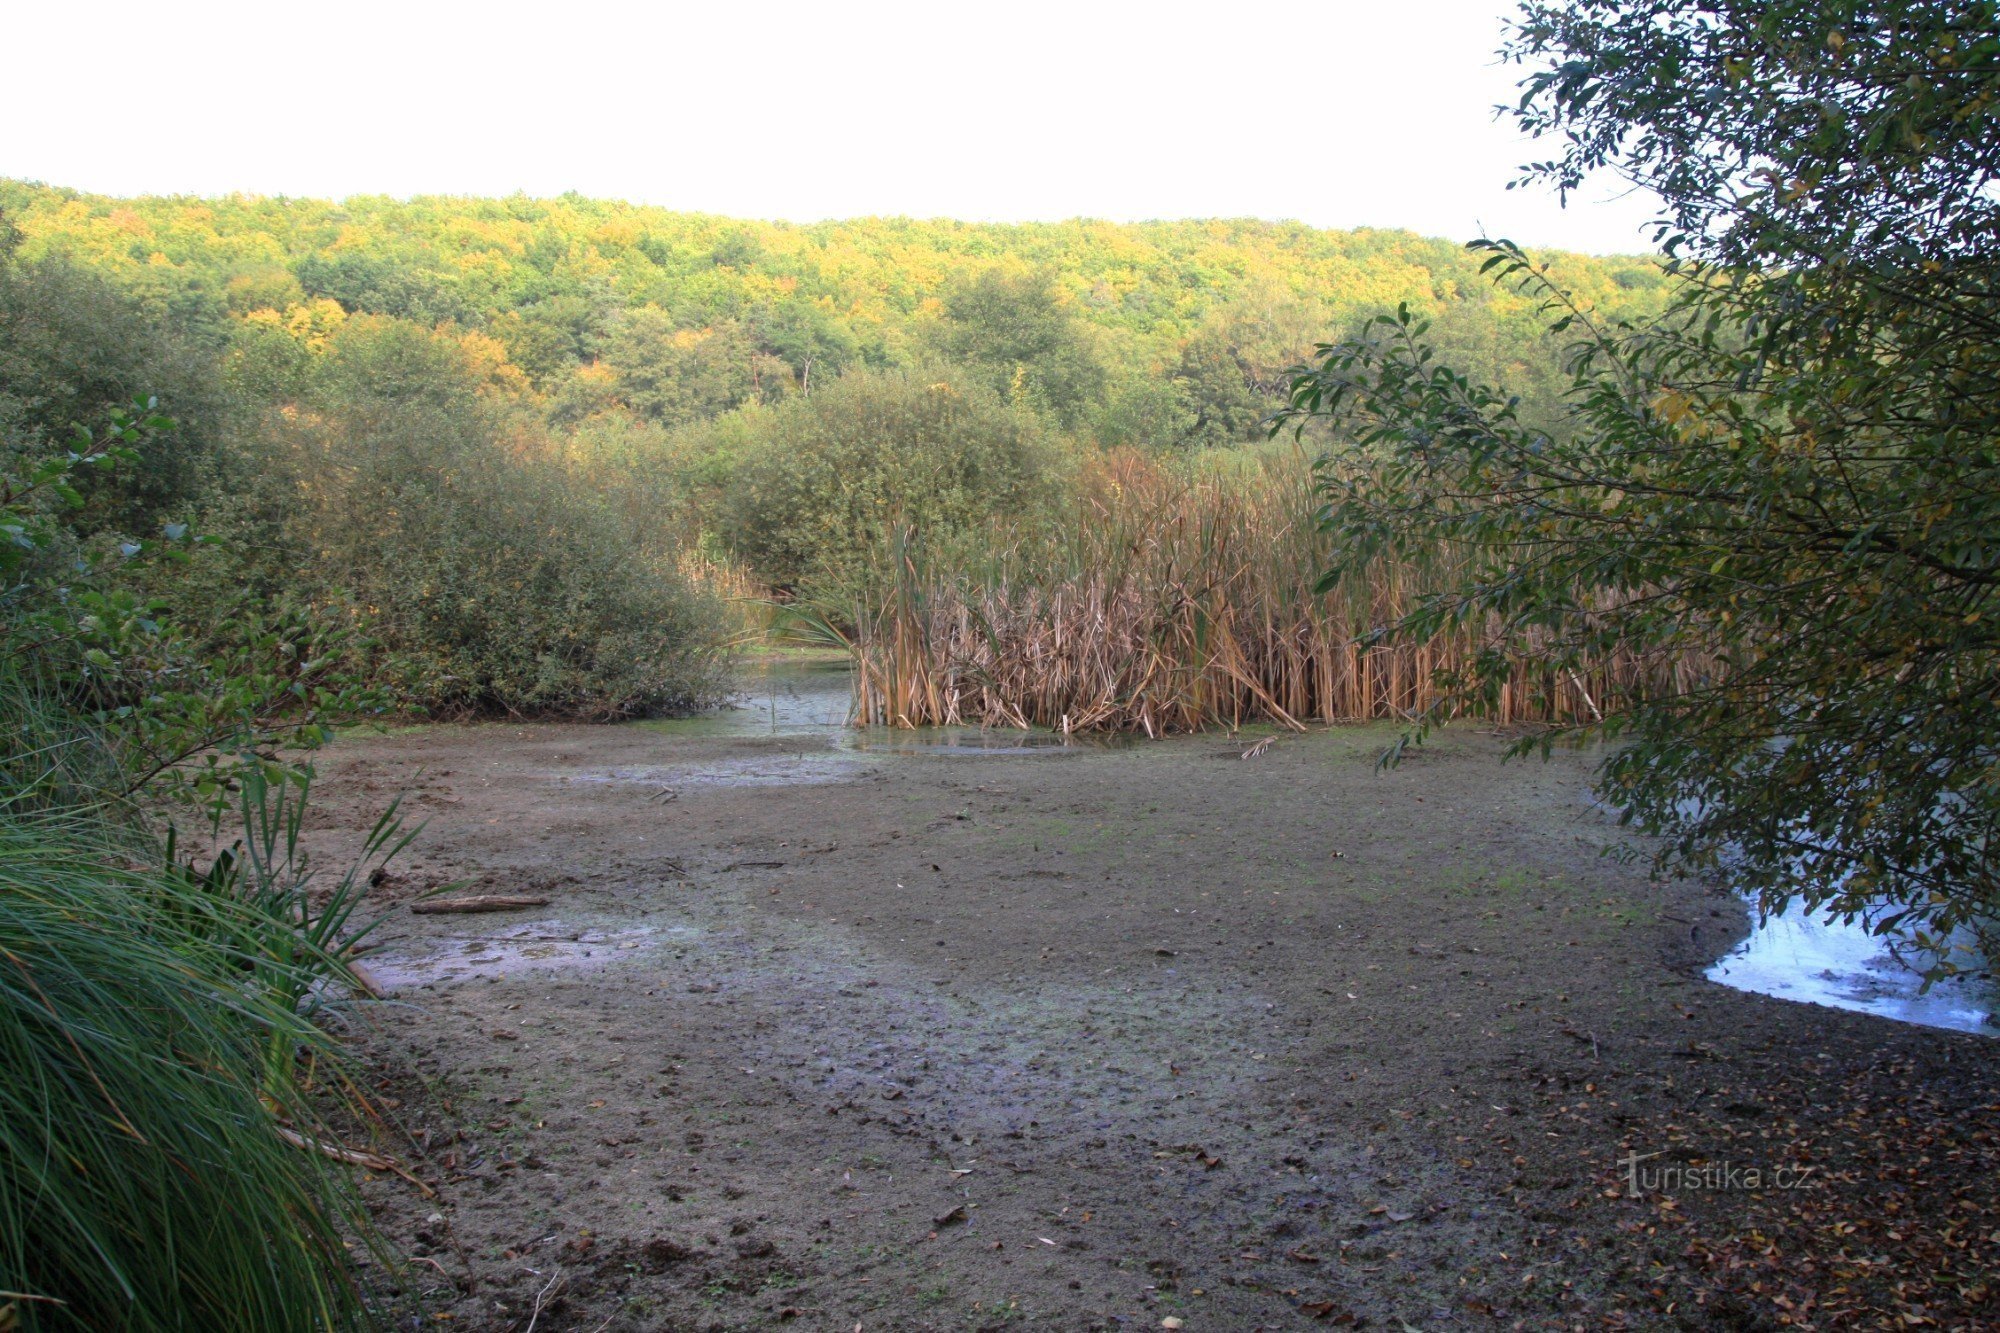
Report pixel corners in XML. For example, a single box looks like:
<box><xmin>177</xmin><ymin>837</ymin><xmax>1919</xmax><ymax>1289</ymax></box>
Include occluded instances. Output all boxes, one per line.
<box><xmin>5</xmin><ymin>0</ymin><xmax>1660</xmax><ymax>253</ymax></box>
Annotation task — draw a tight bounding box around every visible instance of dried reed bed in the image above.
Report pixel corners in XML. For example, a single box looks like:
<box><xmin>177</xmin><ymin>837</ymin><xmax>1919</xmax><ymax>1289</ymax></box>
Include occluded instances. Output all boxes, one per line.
<box><xmin>835</xmin><ymin>449</ymin><xmax>1676</xmax><ymax>735</ymax></box>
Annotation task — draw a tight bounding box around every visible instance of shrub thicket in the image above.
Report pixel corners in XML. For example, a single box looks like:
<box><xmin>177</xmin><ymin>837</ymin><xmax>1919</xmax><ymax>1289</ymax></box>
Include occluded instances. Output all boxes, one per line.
<box><xmin>717</xmin><ymin>367</ymin><xmax>1054</xmax><ymax>591</ymax></box>
<box><xmin>202</xmin><ymin>315</ymin><xmax>733</xmax><ymax>718</ymax></box>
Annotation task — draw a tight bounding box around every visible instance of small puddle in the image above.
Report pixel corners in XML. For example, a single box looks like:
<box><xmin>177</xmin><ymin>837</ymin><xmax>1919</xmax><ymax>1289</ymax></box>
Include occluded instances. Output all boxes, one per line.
<box><xmin>1707</xmin><ymin>901</ymin><xmax>1996</xmax><ymax>1036</ymax></box>
<box><xmin>364</xmin><ymin>919</ymin><xmax>677</xmax><ymax>991</ymax></box>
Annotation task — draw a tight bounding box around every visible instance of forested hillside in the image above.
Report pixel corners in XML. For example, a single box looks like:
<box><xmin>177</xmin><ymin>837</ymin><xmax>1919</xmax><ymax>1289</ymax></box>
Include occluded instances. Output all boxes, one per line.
<box><xmin>1</xmin><ymin>180</ymin><xmax>1664</xmax><ymax>449</ymax></box>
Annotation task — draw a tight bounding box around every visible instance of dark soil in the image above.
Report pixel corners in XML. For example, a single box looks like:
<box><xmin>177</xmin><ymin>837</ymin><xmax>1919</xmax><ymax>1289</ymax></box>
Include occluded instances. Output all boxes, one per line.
<box><xmin>308</xmin><ymin>721</ymin><xmax>2000</xmax><ymax>1331</ymax></box>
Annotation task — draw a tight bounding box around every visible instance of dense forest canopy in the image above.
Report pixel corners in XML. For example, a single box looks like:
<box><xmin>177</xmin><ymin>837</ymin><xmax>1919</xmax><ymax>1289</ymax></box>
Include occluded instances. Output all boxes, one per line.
<box><xmin>0</xmin><ymin>179</ymin><xmax>1666</xmax><ymax>451</ymax></box>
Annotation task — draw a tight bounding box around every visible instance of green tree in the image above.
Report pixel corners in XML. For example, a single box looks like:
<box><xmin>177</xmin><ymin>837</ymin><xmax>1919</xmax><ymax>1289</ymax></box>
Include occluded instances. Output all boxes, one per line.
<box><xmin>602</xmin><ymin>308</ymin><xmax>761</xmax><ymax>427</ymax></box>
<box><xmin>719</xmin><ymin>367</ymin><xmax>1051</xmax><ymax>590</ymax></box>
<box><xmin>934</xmin><ymin>269</ymin><xmax>1107</xmax><ymax>430</ymax></box>
<box><xmin>1095</xmin><ymin>372</ymin><xmax>1192</xmax><ymax>451</ymax></box>
<box><xmin>749</xmin><ymin>299</ymin><xmax>860</xmax><ymax>387</ymax></box>
<box><xmin>1281</xmin><ymin>0</ymin><xmax>2000</xmax><ymax>979</ymax></box>
<box><xmin>490</xmin><ymin>307</ymin><xmax>587</xmax><ymax>389</ymax></box>
<box><xmin>1169</xmin><ymin>331</ymin><xmax>1270</xmax><ymax>448</ymax></box>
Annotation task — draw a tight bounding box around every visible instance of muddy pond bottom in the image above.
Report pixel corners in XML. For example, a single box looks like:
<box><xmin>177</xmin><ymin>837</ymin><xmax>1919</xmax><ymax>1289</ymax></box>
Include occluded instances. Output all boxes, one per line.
<box><xmin>665</xmin><ymin>660</ymin><xmax>2000</xmax><ymax>1038</ymax></box>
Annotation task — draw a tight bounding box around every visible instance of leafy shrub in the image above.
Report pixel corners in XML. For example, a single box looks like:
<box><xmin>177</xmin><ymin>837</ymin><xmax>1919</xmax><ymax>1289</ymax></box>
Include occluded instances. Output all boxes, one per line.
<box><xmin>342</xmin><ymin>448</ymin><xmax>731</xmax><ymax>717</ymax></box>
<box><xmin>718</xmin><ymin>366</ymin><xmax>1053</xmax><ymax>591</ymax></box>
<box><xmin>2</xmin><ymin>407</ymin><xmax>373</xmax><ymax>818</ymax></box>
<box><xmin>233</xmin><ymin>318</ymin><xmax>733</xmax><ymax>718</ymax></box>
<box><xmin>0</xmin><ymin>257</ymin><xmax>226</xmax><ymax>537</ymax></box>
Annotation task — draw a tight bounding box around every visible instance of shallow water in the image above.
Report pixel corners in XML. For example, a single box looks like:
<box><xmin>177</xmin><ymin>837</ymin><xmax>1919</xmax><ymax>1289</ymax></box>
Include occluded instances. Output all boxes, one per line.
<box><xmin>642</xmin><ymin>654</ymin><xmax>1093</xmax><ymax>756</ymax></box>
<box><xmin>1706</xmin><ymin>901</ymin><xmax>1997</xmax><ymax>1036</ymax></box>
<box><xmin>629</xmin><ymin>654</ymin><xmax>857</xmax><ymax>738</ymax></box>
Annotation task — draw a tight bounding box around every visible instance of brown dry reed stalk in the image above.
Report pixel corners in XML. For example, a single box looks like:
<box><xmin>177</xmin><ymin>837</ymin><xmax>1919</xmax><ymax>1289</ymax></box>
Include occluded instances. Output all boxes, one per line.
<box><xmin>836</xmin><ymin>448</ymin><xmax>1687</xmax><ymax>736</ymax></box>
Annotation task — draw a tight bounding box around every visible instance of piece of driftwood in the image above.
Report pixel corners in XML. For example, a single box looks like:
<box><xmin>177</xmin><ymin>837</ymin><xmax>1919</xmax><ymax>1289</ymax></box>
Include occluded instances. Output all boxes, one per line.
<box><xmin>409</xmin><ymin>895</ymin><xmax>550</xmax><ymax>915</ymax></box>
<box><xmin>276</xmin><ymin>1127</ymin><xmax>436</xmax><ymax>1197</ymax></box>
<box><xmin>345</xmin><ymin>959</ymin><xmax>385</xmax><ymax>998</ymax></box>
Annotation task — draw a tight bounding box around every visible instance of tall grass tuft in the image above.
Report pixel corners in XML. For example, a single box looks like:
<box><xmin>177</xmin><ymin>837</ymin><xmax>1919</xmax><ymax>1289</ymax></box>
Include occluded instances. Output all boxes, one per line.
<box><xmin>0</xmin><ymin>810</ymin><xmax>376</xmax><ymax>1331</ymax></box>
<box><xmin>678</xmin><ymin>550</ymin><xmax>781</xmax><ymax>643</ymax></box>
<box><xmin>0</xmin><ymin>664</ymin><xmax>128</xmax><ymax>820</ymax></box>
<box><xmin>829</xmin><ymin>448</ymin><xmax>1679</xmax><ymax>735</ymax></box>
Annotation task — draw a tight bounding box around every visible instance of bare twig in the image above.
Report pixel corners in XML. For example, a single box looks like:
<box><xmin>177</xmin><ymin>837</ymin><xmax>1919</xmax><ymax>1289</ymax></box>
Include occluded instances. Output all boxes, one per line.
<box><xmin>524</xmin><ymin>1266</ymin><xmax>566</xmax><ymax>1333</ymax></box>
<box><xmin>275</xmin><ymin>1127</ymin><xmax>436</xmax><ymax>1197</ymax></box>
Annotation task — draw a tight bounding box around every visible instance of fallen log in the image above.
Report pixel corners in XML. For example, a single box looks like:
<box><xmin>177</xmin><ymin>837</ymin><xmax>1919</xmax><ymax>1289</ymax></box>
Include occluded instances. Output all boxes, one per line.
<box><xmin>410</xmin><ymin>895</ymin><xmax>550</xmax><ymax>915</ymax></box>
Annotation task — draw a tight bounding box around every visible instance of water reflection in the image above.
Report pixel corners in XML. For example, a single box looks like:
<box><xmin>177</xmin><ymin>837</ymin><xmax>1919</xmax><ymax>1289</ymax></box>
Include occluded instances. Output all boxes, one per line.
<box><xmin>650</xmin><ymin>653</ymin><xmax>1096</xmax><ymax>756</ymax></box>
